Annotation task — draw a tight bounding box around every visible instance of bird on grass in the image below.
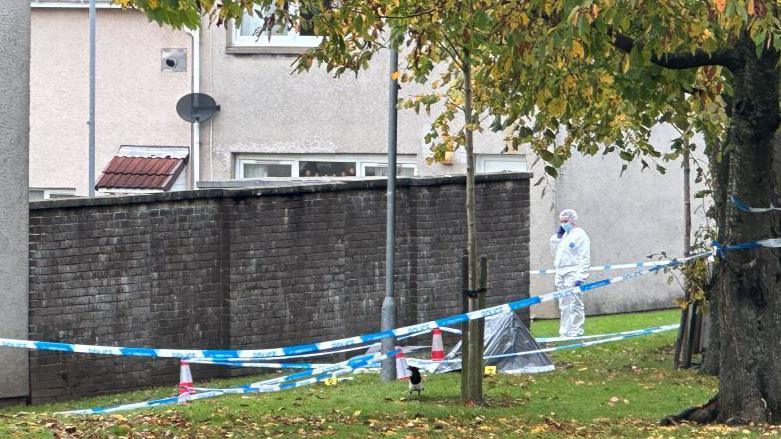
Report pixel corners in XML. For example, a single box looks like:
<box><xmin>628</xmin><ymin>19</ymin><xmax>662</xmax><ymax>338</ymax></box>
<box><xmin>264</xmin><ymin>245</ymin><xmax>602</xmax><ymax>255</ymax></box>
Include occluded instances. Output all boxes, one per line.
<box><xmin>408</xmin><ymin>366</ymin><xmax>424</xmax><ymax>396</ymax></box>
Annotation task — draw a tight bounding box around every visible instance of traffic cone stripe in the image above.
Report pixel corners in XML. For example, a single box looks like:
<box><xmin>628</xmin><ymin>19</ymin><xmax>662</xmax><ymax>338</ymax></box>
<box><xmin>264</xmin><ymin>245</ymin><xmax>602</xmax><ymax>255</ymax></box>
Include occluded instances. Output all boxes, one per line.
<box><xmin>395</xmin><ymin>346</ymin><xmax>411</xmax><ymax>380</ymax></box>
<box><xmin>178</xmin><ymin>360</ymin><xmax>194</xmax><ymax>403</ymax></box>
<box><xmin>431</xmin><ymin>328</ymin><xmax>445</xmax><ymax>361</ymax></box>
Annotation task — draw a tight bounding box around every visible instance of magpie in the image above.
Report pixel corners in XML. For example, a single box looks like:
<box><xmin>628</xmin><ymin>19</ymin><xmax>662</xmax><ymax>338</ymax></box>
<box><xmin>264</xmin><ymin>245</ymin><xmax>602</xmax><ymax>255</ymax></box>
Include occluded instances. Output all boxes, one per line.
<box><xmin>408</xmin><ymin>366</ymin><xmax>424</xmax><ymax>396</ymax></box>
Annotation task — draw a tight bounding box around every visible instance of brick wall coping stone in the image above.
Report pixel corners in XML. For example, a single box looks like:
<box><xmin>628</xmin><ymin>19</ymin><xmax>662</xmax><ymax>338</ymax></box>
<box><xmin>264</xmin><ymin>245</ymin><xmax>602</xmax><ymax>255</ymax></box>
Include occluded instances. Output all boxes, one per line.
<box><xmin>30</xmin><ymin>173</ymin><xmax>532</xmax><ymax>210</ymax></box>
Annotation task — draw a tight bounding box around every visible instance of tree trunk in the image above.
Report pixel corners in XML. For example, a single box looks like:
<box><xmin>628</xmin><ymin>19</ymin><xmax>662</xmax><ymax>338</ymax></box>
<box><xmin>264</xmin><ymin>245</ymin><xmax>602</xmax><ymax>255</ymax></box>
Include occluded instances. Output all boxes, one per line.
<box><xmin>715</xmin><ymin>39</ymin><xmax>781</xmax><ymax>424</ymax></box>
<box><xmin>662</xmin><ymin>37</ymin><xmax>781</xmax><ymax>424</ymax></box>
<box><xmin>462</xmin><ymin>51</ymin><xmax>484</xmax><ymax>405</ymax></box>
<box><xmin>665</xmin><ymin>37</ymin><xmax>781</xmax><ymax>426</ymax></box>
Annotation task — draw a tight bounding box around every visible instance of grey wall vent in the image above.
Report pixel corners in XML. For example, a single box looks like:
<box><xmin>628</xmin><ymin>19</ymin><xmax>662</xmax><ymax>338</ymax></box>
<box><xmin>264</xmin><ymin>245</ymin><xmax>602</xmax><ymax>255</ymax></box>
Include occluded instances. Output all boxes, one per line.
<box><xmin>161</xmin><ymin>48</ymin><xmax>186</xmax><ymax>72</ymax></box>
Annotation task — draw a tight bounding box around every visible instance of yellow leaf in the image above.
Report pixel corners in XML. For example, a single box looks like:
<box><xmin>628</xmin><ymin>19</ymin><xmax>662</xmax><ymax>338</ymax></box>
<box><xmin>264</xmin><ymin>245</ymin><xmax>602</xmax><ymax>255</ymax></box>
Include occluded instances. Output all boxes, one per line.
<box><xmin>571</xmin><ymin>40</ymin><xmax>585</xmax><ymax>59</ymax></box>
<box><xmin>583</xmin><ymin>84</ymin><xmax>593</xmax><ymax>98</ymax></box>
<box><xmin>747</xmin><ymin>0</ymin><xmax>755</xmax><ymax>15</ymax></box>
<box><xmin>390</xmin><ymin>71</ymin><xmax>400</xmax><ymax>81</ymax></box>
<box><xmin>714</xmin><ymin>0</ymin><xmax>726</xmax><ymax>13</ymax></box>
<box><xmin>563</xmin><ymin>75</ymin><xmax>577</xmax><ymax>93</ymax></box>
<box><xmin>548</xmin><ymin>98</ymin><xmax>566</xmax><ymax>116</ymax></box>
<box><xmin>519</xmin><ymin>13</ymin><xmax>530</xmax><ymax>26</ymax></box>
<box><xmin>589</xmin><ymin>4</ymin><xmax>600</xmax><ymax>19</ymax></box>
<box><xmin>490</xmin><ymin>64</ymin><xmax>501</xmax><ymax>80</ymax></box>
<box><xmin>599</xmin><ymin>73</ymin><xmax>614</xmax><ymax>85</ymax></box>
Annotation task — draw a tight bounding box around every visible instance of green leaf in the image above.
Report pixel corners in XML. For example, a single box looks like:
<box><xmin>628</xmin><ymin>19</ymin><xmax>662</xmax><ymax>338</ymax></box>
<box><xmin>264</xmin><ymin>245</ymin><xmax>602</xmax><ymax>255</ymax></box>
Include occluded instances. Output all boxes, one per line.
<box><xmin>753</xmin><ymin>29</ymin><xmax>767</xmax><ymax>58</ymax></box>
<box><xmin>577</xmin><ymin>14</ymin><xmax>589</xmax><ymax>37</ymax></box>
<box><xmin>538</xmin><ymin>149</ymin><xmax>556</xmax><ymax>163</ymax></box>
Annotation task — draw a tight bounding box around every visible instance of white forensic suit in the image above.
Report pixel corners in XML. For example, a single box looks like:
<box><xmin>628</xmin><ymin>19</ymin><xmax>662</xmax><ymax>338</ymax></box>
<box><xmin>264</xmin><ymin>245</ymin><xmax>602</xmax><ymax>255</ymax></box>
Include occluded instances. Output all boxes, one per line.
<box><xmin>549</xmin><ymin>227</ymin><xmax>591</xmax><ymax>337</ymax></box>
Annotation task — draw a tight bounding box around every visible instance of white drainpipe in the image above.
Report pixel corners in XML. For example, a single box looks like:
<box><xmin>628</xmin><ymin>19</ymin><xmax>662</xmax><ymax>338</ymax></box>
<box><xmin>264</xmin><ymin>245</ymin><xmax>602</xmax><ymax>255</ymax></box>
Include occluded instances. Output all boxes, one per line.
<box><xmin>185</xmin><ymin>27</ymin><xmax>200</xmax><ymax>189</ymax></box>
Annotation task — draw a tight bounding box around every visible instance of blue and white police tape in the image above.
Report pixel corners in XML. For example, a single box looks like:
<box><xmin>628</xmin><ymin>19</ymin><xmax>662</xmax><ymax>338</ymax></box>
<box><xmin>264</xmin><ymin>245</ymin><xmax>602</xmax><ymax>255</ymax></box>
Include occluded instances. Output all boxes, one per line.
<box><xmin>485</xmin><ymin>323</ymin><xmax>679</xmax><ymax>360</ymax></box>
<box><xmin>0</xmin><ymin>330</ymin><xmax>430</xmax><ymax>364</ymax></box>
<box><xmin>201</xmin><ymin>330</ymin><xmax>431</xmax><ymax>363</ymax></box>
<box><xmin>433</xmin><ymin>321</ymin><xmax>668</xmax><ymax>342</ymax></box>
<box><xmin>711</xmin><ymin>237</ymin><xmax>781</xmax><ymax>258</ymax></box>
<box><xmin>59</xmin><ymin>349</ymin><xmax>395</xmax><ymax>415</ymax></box>
<box><xmin>410</xmin><ymin>323</ymin><xmax>680</xmax><ymax>367</ymax></box>
<box><xmin>438</xmin><ymin>326</ymin><xmax>462</xmax><ymax>335</ymax></box>
<box><xmin>235</xmin><ymin>350</ymin><xmax>390</xmax><ymax>389</ymax></box>
<box><xmin>58</xmin><ymin>366</ymin><xmax>355</xmax><ymax>415</ymax></box>
<box><xmin>186</xmin><ymin>346</ymin><xmax>428</xmax><ymax>369</ymax></box>
<box><xmin>58</xmin><ymin>322</ymin><xmax>681</xmax><ymax>415</ymax></box>
<box><xmin>535</xmin><ymin>324</ymin><xmax>681</xmax><ymax>343</ymax></box>
<box><xmin>731</xmin><ymin>195</ymin><xmax>781</xmax><ymax>213</ymax></box>
<box><xmin>0</xmin><ymin>250</ymin><xmax>714</xmax><ymax>361</ymax></box>
<box><xmin>184</xmin><ymin>359</ymin><xmax>327</xmax><ymax>369</ymax></box>
<box><xmin>530</xmin><ymin>260</ymin><xmax>673</xmax><ymax>276</ymax></box>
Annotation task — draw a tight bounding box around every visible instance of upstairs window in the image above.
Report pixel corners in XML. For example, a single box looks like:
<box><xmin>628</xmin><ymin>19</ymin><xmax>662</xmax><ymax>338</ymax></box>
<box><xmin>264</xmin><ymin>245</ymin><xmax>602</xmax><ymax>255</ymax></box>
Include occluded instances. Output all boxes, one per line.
<box><xmin>228</xmin><ymin>2</ymin><xmax>324</xmax><ymax>54</ymax></box>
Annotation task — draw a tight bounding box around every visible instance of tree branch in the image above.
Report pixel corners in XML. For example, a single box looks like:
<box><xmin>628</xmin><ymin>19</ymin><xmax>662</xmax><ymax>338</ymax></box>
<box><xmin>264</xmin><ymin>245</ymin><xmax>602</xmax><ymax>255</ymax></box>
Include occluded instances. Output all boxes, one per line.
<box><xmin>612</xmin><ymin>31</ymin><xmax>742</xmax><ymax>71</ymax></box>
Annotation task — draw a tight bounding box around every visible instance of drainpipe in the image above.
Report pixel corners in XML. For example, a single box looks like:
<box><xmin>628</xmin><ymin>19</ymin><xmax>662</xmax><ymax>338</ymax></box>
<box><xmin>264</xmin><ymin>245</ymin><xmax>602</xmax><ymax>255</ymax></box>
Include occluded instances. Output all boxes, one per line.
<box><xmin>185</xmin><ymin>27</ymin><xmax>200</xmax><ymax>189</ymax></box>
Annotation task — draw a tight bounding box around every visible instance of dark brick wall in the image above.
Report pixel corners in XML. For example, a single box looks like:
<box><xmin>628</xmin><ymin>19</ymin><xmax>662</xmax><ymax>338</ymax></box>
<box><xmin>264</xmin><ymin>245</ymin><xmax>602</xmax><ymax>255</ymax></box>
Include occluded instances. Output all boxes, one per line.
<box><xmin>28</xmin><ymin>174</ymin><xmax>530</xmax><ymax>403</ymax></box>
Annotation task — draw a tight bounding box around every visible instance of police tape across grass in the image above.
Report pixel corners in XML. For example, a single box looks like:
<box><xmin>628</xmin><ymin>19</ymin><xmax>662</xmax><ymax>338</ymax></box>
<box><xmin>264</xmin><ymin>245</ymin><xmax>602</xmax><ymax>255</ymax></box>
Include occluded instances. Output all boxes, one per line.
<box><xmin>58</xmin><ymin>322</ymin><xmax>681</xmax><ymax>415</ymax></box>
<box><xmin>11</xmin><ymin>237</ymin><xmax>781</xmax><ymax>415</ymax></box>
<box><xmin>0</xmin><ymin>250</ymin><xmax>715</xmax><ymax>361</ymax></box>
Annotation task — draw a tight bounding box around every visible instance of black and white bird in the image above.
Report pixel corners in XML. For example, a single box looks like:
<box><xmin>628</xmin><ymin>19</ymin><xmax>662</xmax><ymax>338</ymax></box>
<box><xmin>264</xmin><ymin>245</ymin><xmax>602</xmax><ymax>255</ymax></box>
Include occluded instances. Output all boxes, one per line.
<box><xmin>408</xmin><ymin>366</ymin><xmax>424</xmax><ymax>396</ymax></box>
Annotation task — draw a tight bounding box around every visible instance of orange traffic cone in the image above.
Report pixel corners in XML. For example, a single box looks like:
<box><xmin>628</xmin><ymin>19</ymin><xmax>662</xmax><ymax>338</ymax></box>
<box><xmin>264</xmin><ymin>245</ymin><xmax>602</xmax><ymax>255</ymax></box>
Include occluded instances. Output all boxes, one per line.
<box><xmin>395</xmin><ymin>346</ymin><xmax>411</xmax><ymax>380</ymax></box>
<box><xmin>431</xmin><ymin>328</ymin><xmax>445</xmax><ymax>361</ymax></box>
<box><xmin>178</xmin><ymin>360</ymin><xmax>194</xmax><ymax>403</ymax></box>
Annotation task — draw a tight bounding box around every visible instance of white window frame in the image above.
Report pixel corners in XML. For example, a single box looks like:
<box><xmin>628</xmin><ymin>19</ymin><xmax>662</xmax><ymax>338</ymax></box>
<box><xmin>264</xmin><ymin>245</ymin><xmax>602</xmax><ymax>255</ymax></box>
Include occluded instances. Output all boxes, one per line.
<box><xmin>476</xmin><ymin>154</ymin><xmax>528</xmax><ymax>174</ymax></box>
<box><xmin>29</xmin><ymin>187</ymin><xmax>77</xmax><ymax>201</ymax></box>
<box><xmin>239</xmin><ymin>159</ymin><xmax>298</xmax><ymax>178</ymax></box>
<box><xmin>360</xmin><ymin>162</ymin><xmax>417</xmax><ymax>177</ymax></box>
<box><xmin>235</xmin><ymin>154</ymin><xmax>418</xmax><ymax>179</ymax></box>
<box><xmin>226</xmin><ymin>4</ymin><xmax>322</xmax><ymax>55</ymax></box>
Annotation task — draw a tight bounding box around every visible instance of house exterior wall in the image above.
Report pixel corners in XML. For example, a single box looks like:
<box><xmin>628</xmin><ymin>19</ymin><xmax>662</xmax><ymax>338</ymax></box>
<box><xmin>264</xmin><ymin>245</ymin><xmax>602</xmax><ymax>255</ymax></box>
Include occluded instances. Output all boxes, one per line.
<box><xmin>198</xmin><ymin>24</ymin><xmax>510</xmax><ymax>182</ymax></box>
<box><xmin>0</xmin><ymin>0</ymin><xmax>31</xmax><ymax>403</ymax></box>
<box><xmin>199</xmin><ymin>24</ymin><xmax>702</xmax><ymax>317</ymax></box>
<box><xmin>528</xmin><ymin>125</ymin><xmax>705</xmax><ymax>318</ymax></box>
<box><xmin>29</xmin><ymin>6</ymin><xmax>191</xmax><ymax>196</ymax></box>
<box><xmin>28</xmin><ymin>174</ymin><xmax>530</xmax><ymax>403</ymax></box>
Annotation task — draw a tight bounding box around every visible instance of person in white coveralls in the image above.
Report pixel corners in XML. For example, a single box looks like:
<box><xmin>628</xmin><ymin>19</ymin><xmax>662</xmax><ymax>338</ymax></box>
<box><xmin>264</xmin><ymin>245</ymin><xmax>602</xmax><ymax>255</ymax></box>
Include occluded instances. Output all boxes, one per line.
<box><xmin>549</xmin><ymin>209</ymin><xmax>591</xmax><ymax>337</ymax></box>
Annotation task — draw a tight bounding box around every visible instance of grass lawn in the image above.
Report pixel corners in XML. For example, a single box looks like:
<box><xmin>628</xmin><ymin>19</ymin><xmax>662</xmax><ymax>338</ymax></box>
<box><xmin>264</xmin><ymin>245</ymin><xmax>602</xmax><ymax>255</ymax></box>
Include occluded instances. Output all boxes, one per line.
<box><xmin>0</xmin><ymin>309</ymin><xmax>776</xmax><ymax>438</ymax></box>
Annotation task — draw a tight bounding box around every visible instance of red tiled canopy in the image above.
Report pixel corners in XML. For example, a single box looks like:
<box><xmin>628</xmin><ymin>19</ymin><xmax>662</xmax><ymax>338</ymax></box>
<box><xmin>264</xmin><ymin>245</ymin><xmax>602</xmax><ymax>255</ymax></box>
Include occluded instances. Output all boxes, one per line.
<box><xmin>96</xmin><ymin>156</ymin><xmax>187</xmax><ymax>191</ymax></box>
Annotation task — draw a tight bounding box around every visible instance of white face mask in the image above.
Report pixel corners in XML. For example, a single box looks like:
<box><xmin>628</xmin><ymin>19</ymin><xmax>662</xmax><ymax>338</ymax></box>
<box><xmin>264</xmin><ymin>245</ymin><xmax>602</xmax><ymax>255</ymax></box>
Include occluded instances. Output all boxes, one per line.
<box><xmin>561</xmin><ymin>223</ymin><xmax>573</xmax><ymax>233</ymax></box>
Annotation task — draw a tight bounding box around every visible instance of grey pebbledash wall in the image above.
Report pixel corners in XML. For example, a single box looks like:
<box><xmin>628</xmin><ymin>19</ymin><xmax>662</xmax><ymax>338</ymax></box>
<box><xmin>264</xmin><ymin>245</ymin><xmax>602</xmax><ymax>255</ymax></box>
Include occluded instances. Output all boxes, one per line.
<box><xmin>27</xmin><ymin>174</ymin><xmax>530</xmax><ymax>403</ymax></box>
<box><xmin>0</xmin><ymin>0</ymin><xmax>31</xmax><ymax>404</ymax></box>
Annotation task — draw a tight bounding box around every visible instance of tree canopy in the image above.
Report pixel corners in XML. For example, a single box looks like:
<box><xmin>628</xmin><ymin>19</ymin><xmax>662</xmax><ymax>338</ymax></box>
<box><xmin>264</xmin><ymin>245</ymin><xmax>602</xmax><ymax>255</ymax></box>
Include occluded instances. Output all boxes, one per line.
<box><xmin>122</xmin><ymin>0</ymin><xmax>781</xmax><ymax>423</ymax></box>
<box><xmin>120</xmin><ymin>0</ymin><xmax>774</xmax><ymax>175</ymax></box>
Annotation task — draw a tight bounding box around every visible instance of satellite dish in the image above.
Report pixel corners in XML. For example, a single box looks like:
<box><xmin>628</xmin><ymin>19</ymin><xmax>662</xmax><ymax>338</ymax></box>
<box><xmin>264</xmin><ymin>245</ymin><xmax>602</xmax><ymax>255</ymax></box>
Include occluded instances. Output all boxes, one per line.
<box><xmin>176</xmin><ymin>93</ymin><xmax>220</xmax><ymax>123</ymax></box>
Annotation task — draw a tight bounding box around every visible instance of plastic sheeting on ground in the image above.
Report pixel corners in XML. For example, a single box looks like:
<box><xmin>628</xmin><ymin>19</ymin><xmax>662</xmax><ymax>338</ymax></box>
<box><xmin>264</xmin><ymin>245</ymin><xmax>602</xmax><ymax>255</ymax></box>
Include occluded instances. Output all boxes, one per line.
<box><xmin>421</xmin><ymin>312</ymin><xmax>554</xmax><ymax>374</ymax></box>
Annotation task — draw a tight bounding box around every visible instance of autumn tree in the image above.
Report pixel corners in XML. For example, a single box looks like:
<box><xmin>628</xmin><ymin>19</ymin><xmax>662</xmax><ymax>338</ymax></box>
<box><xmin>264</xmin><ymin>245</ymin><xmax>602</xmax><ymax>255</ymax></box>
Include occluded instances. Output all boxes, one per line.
<box><xmin>488</xmin><ymin>0</ymin><xmax>781</xmax><ymax>425</ymax></box>
<box><xmin>123</xmin><ymin>0</ymin><xmax>781</xmax><ymax>423</ymax></box>
<box><xmin>120</xmin><ymin>0</ymin><xmax>522</xmax><ymax>404</ymax></box>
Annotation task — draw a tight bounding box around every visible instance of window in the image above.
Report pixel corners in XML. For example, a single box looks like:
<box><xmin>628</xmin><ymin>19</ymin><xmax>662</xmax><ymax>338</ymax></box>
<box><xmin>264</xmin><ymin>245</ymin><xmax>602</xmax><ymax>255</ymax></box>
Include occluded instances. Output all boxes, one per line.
<box><xmin>242</xmin><ymin>160</ymin><xmax>295</xmax><ymax>178</ymax></box>
<box><xmin>227</xmin><ymin>3</ymin><xmax>323</xmax><ymax>54</ymax></box>
<box><xmin>235</xmin><ymin>154</ymin><xmax>418</xmax><ymax>179</ymax></box>
<box><xmin>300</xmin><ymin>161</ymin><xmax>355</xmax><ymax>177</ymax></box>
<box><xmin>476</xmin><ymin>154</ymin><xmax>528</xmax><ymax>174</ymax></box>
<box><xmin>362</xmin><ymin>163</ymin><xmax>417</xmax><ymax>177</ymax></box>
<box><xmin>29</xmin><ymin>187</ymin><xmax>76</xmax><ymax>201</ymax></box>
